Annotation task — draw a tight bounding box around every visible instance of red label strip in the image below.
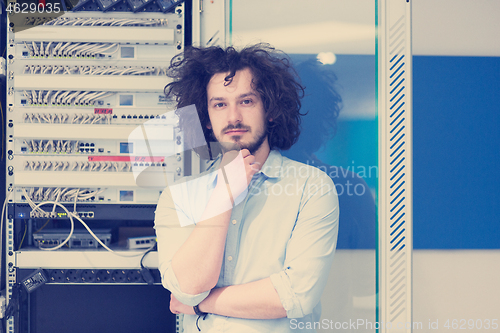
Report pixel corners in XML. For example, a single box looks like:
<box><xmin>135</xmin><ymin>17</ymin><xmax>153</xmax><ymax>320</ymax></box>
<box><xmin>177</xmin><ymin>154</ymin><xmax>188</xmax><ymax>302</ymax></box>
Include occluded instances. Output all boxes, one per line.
<box><xmin>88</xmin><ymin>156</ymin><xmax>165</xmax><ymax>162</ymax></box>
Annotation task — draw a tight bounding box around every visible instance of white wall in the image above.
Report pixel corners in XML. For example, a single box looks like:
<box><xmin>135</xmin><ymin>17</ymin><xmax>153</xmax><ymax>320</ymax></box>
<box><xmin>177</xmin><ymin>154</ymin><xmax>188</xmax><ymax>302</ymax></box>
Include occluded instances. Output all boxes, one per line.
<box><xmin>412</xmin><ymin>0</ymin><xmax>500</xmax><ymax>56</ymax></box>
<box><xmin>412</xmin><ymin>2</ymin><xmax>500</xmax><ymax>332</ymax></box>
<box><xmin>413</xmin><ymin>250</ymin><xmax>500</xmax><ymax>330</ymax></box>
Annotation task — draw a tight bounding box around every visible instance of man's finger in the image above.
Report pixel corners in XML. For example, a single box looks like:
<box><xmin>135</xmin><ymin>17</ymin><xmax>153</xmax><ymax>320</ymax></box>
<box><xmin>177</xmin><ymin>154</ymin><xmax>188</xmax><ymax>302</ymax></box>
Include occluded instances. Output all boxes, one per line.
<box><xmin>240</xmin><ymin>149</ymin><xmax>251</xmax><ymax>158</ymax></box>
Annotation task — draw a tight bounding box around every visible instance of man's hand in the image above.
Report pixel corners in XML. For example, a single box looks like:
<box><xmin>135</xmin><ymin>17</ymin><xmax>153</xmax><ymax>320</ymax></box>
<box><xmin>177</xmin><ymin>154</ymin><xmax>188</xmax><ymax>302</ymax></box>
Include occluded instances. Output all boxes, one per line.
<box><xmin>170</xmin><ymin>294</ymin><xmax>196</xmax><ymax>315</ymax></box>
<box><xmin>218</xmin><ymin>149</ymin><xmax>260</xmax><ymax>203</ymax></box>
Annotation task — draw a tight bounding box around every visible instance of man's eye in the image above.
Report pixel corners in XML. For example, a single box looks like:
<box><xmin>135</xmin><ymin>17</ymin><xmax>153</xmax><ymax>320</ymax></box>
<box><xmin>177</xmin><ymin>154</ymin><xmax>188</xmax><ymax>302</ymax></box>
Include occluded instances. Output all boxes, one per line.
<box><xmin>241</xmin><ymin>99</ymin><xmax>252</xmax><ymax>105</ymax></box>
<box><xmin>214</xmin><ymin>103</ymin><xmax>225</xmax><ymax>108</ymax></box>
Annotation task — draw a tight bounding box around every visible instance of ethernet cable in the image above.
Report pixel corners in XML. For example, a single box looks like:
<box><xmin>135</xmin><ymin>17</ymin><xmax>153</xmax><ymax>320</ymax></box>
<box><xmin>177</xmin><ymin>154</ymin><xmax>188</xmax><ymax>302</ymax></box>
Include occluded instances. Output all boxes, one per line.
<box><xmin>57</xmin><ymin>42</ymin><xmax>72</xmax><ymax>57</ymax></box>
<box><xmin>74</xmin><ymin>43</ymin><xmax>97</xmax><ymax>57</ymax></box>
<box><xmin>62</xmin><ymin>91</ymin><xmax>79</xmax><ymax>105</ymax></box>
<box><xmin>49</xmin><ymin>90</ymin><xmax>59</xmax><ymax>105</ymax></box>
<box><xmin>90</xmin><ymin>114</ymin><xmax>104</xmax><ymax>124</ymax></box>
<box><xmin>40</xmin><ymin>114</ymin><xmax>50</xmax><ymax>123</ymax></box>
<box><xmin>89</xmin><ymin>162</ymin><xmax>98</xmax><ymax>172</ymax></box>
<box><xmin>44</xmin><ymin>41</ymin><xmax>52</xmax><ymax>57</ymax></box>
<box><xmin>43</xmin><ymin>188</ymin><xmax>54</xmax><ymax>201</ymax></box>
<box><xmin>24</xmin><ymin>41</ymin><xmax>33</xmax><ymax>56</ymax></box>
<box><xmin>63</xmin><ymin>42</ymin><xmax>82</xmax><ymax>56</ymax></box>
<box><xmin>23</xmin><ymin>90</ymin><xmax>32</xmax><ymax>104</ymax></box>
<box><xmin>57</xmin><ymin>91</ymin><xmax>71</xmax><ymax>104</ymax></box>
<box><xmin>33</xmin><ymin>200</ymin><xmax>75</xmax><ymax>250</ymax></box>
<box><xmin>80</xmin><ymin>91</ymin><xmax>100</xmax><ymax>104</ymax></box>
<box><xmin>22</xmin><ymin>188</ymin><xmax>46</xmax><ymax>216</ymax></box>
<box><xmin>93</xmin><ymin>43</ymin><xmax>119</xmax><ymax>55</ymax></box>
<box><xmin>52</xmin><ymin>42</ymin><xmax>63</xmax><ymax>56</ymax></box>
<box><xmin>101</xmin><ymin>162</ymin><xmax>111</xmax><ymax>172</ymax></box>
<box><xmin>70</xmin><ymin>42</ymin><xmax>91</xmax><ymax>57</ymax></box>
<box><xmin>43</xmin><ymin>90</ymin><xmax>52</xmax><ymax>104</ymax></box>
<box><xmin>31</xmin><ymin>41</ymin><xmax>39</xmax><ymax>56</ymax></box>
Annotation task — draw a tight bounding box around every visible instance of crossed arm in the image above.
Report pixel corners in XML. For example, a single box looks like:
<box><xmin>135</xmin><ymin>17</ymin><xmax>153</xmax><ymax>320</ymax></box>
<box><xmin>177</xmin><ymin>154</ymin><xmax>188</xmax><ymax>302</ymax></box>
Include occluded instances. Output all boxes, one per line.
<box><xmin>170</xmin><ymin>277</ymin><xmax>287</xmax><ymax>319</ymax></box>
<box><xmin>155</xmin><ymin>152</ymin><xmax>339</xmax><ymax>321</ymax></box>
<box><xmin>167</xmin><ymin>182</ymin><xmax>286</xmax><ymax>319</ymax></box>
<box><xmin>161</xmin><ymin>150</ymin><xmax>287</xmax><ymax>318</ymax></box>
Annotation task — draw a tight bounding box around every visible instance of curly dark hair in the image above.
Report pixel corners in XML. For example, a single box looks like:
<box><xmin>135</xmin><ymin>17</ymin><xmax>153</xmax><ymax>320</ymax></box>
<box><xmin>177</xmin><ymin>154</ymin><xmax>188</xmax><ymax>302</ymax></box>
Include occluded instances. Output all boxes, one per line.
<box><xmin>164</xmin><ymin>43</ymin><xmax>305</xmax><ymax>157</ymax></box>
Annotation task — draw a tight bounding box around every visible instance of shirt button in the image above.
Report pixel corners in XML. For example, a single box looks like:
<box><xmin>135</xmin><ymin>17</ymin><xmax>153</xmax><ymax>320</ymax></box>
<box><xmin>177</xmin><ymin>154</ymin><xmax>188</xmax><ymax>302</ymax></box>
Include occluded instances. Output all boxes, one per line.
<box><xmin>232</xmin><ymin>219</ymin><xmax>237</xmax><ymax>225</ymax></box>
<box><xmin>227</xmin><ymin>256</ymin><xmax>233</xmax><ymax>261</ymax></box>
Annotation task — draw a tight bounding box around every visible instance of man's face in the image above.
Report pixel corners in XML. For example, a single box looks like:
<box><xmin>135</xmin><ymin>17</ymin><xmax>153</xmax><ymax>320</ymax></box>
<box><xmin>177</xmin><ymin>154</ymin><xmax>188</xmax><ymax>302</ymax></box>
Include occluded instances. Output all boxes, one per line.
<box><xmin>206</xmin><ymin>67</ymin><xmax>269</xmax><ymax>155</ymax></box>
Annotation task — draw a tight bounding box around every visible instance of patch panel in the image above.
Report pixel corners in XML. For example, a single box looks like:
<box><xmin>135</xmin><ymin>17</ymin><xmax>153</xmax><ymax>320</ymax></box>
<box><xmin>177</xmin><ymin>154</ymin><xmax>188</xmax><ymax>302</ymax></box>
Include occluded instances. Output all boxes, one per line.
<box><xmin>19</xmin><ymin>90</ymin><xmax>117</xmax><ymax>106</ymax></box>
<box><xmin>21</xmin><ymin>187</ymin><xmax>105</xmax><ymax>203</ymax></box>
<box><xmin>14</xmin><ymin>128</ymin><xmax>177</xmax><ymax>148</ymax></box>
<box><xmin>20</xmin><ymin>139</ymin><xmax>78</xmax><ymax>154</ymax></box>
<box><xmin>15</xmin><ymin>26</ymin><xmax>175</xmax><ymax>45</ymax></box>
<box><xmin>22</xmin><ymin>160</ymin><xmax>133</xmax><ymax>171</ymax></box>
<box><xmin>13</xmin><ymin>187</ymin><xmax>164</xmax><ymax>205</ymax></box>
<box><xmin>17</xmin><ymin>111</ymin><xmax>177</xmax><ymax>125</ymax></box>
<box><xmin>24</xmin><ymin>16</ymin><xmax>168</xmax><ymax>27</ymax></box>
<box><xmin>14</xmin><ymin>91</ymin><xmax>176</xmax><ymax>109</ymax></box>
<box><xmin>20</xmin><ymin>41</ymin><xmax>121</xmax><ymax>59</ymax></box>
<box><xmin>22</xmin><ymin>113</ymin><xmax>111</xmax><ymax>125</ymax></box>
<box><xmin>21</xmin><ymin>160</ymin><xmax>174</xmax><ymax>172</ymax></box>
<box><xmin>15</xmin><ymin>43</ymin><xmax>178</xmax><ymax>63</ymax></box>
<box><xmin>23</xmin><ymin>64</ymin><xmax>169</xmax><ymax>76</ymax></box>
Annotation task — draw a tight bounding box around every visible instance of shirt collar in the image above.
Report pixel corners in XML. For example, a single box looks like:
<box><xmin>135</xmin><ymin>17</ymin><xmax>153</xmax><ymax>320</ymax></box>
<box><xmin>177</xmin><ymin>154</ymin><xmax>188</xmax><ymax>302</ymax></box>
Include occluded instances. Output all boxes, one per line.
<box><xmin>258</xmin><ymin>150</ymin><xmax>283</xmax><ymax>179</ymax></box>
<box><xmin>207</xmin><ymin>150</ymin><xmax>283</xmax><ymax>185</ymax></box>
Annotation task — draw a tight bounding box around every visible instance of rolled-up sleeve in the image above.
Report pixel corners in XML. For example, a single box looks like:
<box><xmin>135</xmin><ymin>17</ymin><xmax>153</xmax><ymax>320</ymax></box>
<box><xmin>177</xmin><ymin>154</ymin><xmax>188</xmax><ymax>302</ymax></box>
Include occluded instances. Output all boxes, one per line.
<box><xmin>154</xmin><ymin>186</ymin><xmax>210</xmax><ymax>306</ymax></box>
<box><xmin>270</xmin><ymin>173</ymin><xmax>339</xmax><ymax>318</ymax></box>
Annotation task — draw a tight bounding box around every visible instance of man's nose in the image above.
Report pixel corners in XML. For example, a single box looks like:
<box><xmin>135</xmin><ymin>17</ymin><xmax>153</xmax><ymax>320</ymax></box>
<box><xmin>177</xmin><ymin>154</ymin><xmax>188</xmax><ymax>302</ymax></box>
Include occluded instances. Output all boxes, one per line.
<box><xmin>227</xmin><ymin>104</ymin><xmax>242</xmax><ymax>124</ymax></box>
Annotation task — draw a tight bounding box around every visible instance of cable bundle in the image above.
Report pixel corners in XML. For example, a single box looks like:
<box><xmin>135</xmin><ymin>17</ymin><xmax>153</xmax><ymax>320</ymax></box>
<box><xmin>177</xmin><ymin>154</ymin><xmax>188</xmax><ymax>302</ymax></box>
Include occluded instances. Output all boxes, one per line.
<box><xmin>23</xmin><ymin>41</ymin><xmax>119</xmax><ymax>58</ymax></box>
<box><xmin>23</xmin><ymin>187</ymin><xmax>105</xmax><ymax>203</ymax></box>
<box><xmin>38</xmin><ymin>17</ymin><xmax>167</xmax><ymax>27</ymax></box>
<box><xmin>23</xmin><ymin>90</ymin><xmax>115</xmax><ymax>106</ymax></box>
<box><xmin>24</xmin><ymin>64</ymin><xmax>166</xmax><ymax>76</ymax></box>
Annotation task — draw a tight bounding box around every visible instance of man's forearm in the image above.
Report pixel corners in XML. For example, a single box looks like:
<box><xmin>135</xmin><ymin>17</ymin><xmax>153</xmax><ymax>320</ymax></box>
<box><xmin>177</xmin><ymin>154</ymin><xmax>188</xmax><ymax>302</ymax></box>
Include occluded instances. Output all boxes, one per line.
<box><xmin>171</xmin><ymin>184</ymin><xmax>233</xmax><ymax>295</ymax></box>
<box><xmin>198</xmin><ymin>278</ymin><xmax>287</xmax><ymax>319</ymax></box>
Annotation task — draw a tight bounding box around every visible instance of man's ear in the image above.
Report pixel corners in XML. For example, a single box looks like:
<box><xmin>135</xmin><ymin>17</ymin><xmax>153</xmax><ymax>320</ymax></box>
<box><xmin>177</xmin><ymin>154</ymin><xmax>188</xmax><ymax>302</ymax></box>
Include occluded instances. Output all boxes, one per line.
<box><xmin>206</xmin><ymin>122</ymin><xmax>212</xmax><ymax>130</ymax></box>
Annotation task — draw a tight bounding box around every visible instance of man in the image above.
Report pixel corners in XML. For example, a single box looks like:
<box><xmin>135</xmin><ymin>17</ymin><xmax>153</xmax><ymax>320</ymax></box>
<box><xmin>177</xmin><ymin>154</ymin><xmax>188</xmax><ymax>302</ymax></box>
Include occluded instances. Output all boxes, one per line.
<box><xmin>154</xmin><ymin>44</ymin><xmax>339</xmax><ymax>332</ymax></box>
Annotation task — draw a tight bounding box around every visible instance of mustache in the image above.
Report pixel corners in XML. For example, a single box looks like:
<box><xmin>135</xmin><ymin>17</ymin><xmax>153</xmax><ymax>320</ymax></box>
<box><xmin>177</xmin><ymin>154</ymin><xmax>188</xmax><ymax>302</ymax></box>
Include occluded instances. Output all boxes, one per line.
<box><xmin>222</xmin><ymin>124</ymin><xmax>251</xmax><ymax>133</ymax></box>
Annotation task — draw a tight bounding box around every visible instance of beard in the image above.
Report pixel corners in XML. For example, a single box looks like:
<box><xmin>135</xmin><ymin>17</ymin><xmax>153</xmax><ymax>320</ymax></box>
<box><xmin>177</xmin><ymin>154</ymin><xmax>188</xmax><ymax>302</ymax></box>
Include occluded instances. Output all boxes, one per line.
<box><xmin>215</xmin><ymin>122</ymin><xmax>268</xmax><ymax>155</ymax></box>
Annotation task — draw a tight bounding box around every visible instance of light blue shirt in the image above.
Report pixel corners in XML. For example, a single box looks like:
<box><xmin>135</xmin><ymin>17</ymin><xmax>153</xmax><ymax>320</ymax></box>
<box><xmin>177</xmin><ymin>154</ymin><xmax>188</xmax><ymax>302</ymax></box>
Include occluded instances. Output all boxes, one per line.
<box><xmin>154</xmin><ymin>150</ymin><xmax>339</xmax><ymax>332</ymax></box>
